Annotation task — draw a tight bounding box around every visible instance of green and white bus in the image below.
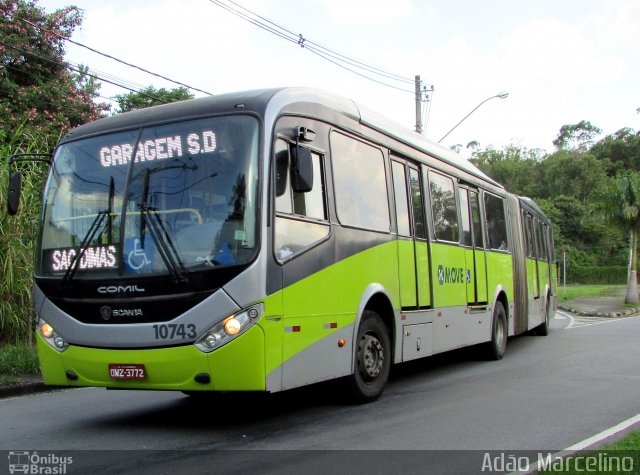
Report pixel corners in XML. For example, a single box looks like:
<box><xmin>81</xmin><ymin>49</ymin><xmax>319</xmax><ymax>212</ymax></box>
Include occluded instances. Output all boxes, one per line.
<box><xmin>8</xmin><ymin>88</ymin><xmax>557</xmax><ymax>402</ymax></box>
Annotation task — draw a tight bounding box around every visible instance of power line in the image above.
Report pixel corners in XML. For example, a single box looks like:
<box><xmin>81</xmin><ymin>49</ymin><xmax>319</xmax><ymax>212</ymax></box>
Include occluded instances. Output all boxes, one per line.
<box><xmin>0</xmin><ymin>40</ymin><xmax>165</xmax><ymax>103</ymax></box>
<box><xmin>222</xmin><ymin>0</ymin><xmax>414</xmax><ymax>84</ymax></box>
<box><xmin>18</xmin><ymin>18</ymin><xmax>213</xmax><ymax>97</ymax></box>
<box><xmin>207</xmin><ymin>0</ymin><xmax>418</xmax><ymax>94</ymax></box>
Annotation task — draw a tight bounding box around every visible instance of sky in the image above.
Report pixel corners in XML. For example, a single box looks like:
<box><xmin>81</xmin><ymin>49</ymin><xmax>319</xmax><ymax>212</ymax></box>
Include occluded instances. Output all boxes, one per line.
<box><xmin>44</xmin><ymin>0</ymin><xmax>640</xmax><ymax>156</ymax></box>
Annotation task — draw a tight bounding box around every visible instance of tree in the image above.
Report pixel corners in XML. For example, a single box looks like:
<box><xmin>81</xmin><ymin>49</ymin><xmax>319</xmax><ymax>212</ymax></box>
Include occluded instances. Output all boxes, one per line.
<box><xmin>1</xmin><ymin>0</ymin><xmax>109</xmax><ymax>342</ymax></box>
<box><xmin>114</xmin><ymin>86</ymin><xmax>194</xmax><ymax>113</ymax></box>
<box><xmin>0</xmin><ymin>0</ymin><xmax>110</xmax><ymax>151</ymax></box>
<box><xmin>471</xmin><ymin>144</ymin><xmax>544</xmax><ymax>197</ymax></box>
<box><xmin>592</xmin><ymin>171</ymin><xmax>640</xmax><ymax>304</ymax></box>
<box><xmin>590</xmin><ymin>128</ymin><xmax>640</xmax><ymax>176</ymax></box>
<box><xmin>539</xmin><ymin>149</ymin><xmax>607</xmax><ymax>203</ymax></box>
<box><xmin>552</xmin><ymin>120</ymin><xmax>602</xmax><ymax>151</ymax></box>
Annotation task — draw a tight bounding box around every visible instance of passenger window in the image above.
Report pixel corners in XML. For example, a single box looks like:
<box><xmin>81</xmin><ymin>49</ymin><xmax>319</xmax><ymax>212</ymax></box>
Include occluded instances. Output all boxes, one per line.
<box><xmin>470</xmin><ymin>191</ymin><xmax>484</xmax><ymax>248</ymax></box>
<box><xmin>331</xmin><ymin>132</ymin><xmax>390</xmax><ymax>231</ymax></box>
<box><xmin>459</xmin><ymin>188</ymin><xmax>472</xmax><ymax>246</ymax></box>
<box><xmin>429</xmin><ymin>172</ymin><xmax>459</xmax><ymax>242</ymax></box>
<box><xmin>485</xmin><ymin>193</ymin><xmax>508</xmax><ymax>251</ymax></box>
<box><xmin>274</xmin><ymin>139</ymin><xmax>329</xmax><ymax>261</ymax></box>
<box><xmin>525</xmin><ymin>214</ymin><xmax>535</xmax><ymax>258</ymax></box>
<box><xmin>409</xmin><ymin>167</ymin><xmax>427</xmax><ymax>239</ymax></box>
<box><xmin>391</xmin><ymin>161</ymin><xmax>411</xmax><ymax>236</ymax></box>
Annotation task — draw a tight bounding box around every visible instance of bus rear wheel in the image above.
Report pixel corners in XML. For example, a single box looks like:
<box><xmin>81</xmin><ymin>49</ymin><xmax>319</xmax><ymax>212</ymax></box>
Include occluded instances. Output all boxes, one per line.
<box><xmin>486</xmin><ymin>301</ymin><xmax>507</xmax><ymax>360</ymax></box>
<box><xmin>534</xmin><ymin>297</ymin><xmax>550</xmax><ymax>336</ymax></box>
<box><xmin>346</xmin><ymin>310</ymin><xmax>391</xmax><ymax>404</ymax></box>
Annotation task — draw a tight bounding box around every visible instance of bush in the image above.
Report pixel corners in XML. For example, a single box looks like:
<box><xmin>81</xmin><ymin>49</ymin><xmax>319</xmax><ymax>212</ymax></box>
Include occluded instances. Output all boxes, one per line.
<box><xmin>0</xmin><ymin>342</ymin><xmax>39</xmax><ymax>375</ymax></box>
<box><xmin>565</xmin><ymin>265</ymin><xmax>628</xmax><ymax>285</ymax></box>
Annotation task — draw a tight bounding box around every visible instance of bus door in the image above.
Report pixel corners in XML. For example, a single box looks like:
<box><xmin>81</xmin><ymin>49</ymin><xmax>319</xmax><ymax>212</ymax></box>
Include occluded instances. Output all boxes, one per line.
<box><xmin>391</xmin><ymin>159</ymin><xmax>431</xmax><ymax>309</ymax></box>
<box><xmin>525</xmin><ymin>213</ymin><xmax>540</xmax><ymax>300</ymax></box>
<box><xmin>459</xmin><ymin>188</ymin><xmax>488</xmax><ymax>305</ymax></box>
<box><xmin>426</xmin><ymin>169</ymin><xmax>466</xmax><ymax>308</ymax></box>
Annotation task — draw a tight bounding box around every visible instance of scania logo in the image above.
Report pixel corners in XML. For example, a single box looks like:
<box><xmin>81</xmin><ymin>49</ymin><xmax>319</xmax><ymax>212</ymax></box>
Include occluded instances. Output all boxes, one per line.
<box><xmin>100</xmin><ymin>306</ymin><xmax>112</xmax><ymax>321</ymax></box>
<box><xmin>97</xmin><ymin>284</ymin><xmax>146</xmax><ymax>294</ymax></box>
<box><xmin>99</xmin><ymin>306</ymin><xmax>143</xmax><ymax>320</ymax></box>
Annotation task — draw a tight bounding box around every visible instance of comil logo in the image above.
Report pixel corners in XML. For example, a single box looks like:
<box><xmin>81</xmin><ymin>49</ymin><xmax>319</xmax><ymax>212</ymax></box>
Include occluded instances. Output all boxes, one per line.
<box><xmin>97</xmin><ymin>284</ymin><xmax>145</xmax><ymax>295</ymax></box>
<box><xmin>8</xmin><ymin>451</ymin><xmax>73</xmax><ymax>474</ymax></box>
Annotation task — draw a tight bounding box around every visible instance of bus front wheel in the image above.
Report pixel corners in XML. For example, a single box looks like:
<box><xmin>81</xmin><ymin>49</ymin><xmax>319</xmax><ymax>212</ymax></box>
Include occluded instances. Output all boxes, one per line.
<box><xmin>346</xmin><ymin>310</ymin><xmax>391</xmax><ymax>404</ymax></box>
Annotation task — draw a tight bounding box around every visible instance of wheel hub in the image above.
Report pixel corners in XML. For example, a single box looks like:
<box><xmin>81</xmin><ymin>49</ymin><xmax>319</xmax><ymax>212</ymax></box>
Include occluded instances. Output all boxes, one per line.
<box><xmin>359</xmin><ymin>334</ymin><xmax>384</xmax><ymax>380</ymax></box>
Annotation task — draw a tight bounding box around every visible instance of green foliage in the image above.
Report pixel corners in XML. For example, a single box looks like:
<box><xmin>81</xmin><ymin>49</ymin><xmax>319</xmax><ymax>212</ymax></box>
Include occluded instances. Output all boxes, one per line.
<box><xmin>471</xmin><ymin>144</ymin><xmax>544</xmax><ymax>197</ymax></box>
<box><xmin>0</xmin><ymin>0</ymin><xmax>110</xmax><ymax>142</ymax></box>
<box><xmin>538</xmin><ymin>150</ymin><xmax>607</xmax><ymax>204</ymax></box>
<box><xmin>0</xmin><ymin>341</ymin><xmax>39</xmax><ymax>374</ymax></box>
<box><xmin>114</xmin><ymin>86</ymin><xmax>194</xmax><ymax>113</ymax></box>
<box><xmin>0</xmin><ymin>126</ymin><xmax>48</xmax><ymax>342</ymax></box>
<box><xmin>590</xmin><ymin>128</ymin><xmax>640</xmax><ymax>176</ymax></box>
<box><xmin>552</xmin><ymin>120</ymin><xmax>602</xmax><ymax>150</ymax></box>
<box><xmin>1</xmin><ymin>0</ymin><xmax>110</xmax><ymax>343</ymax></box>
<box><xmin>566</xmin><ymin>266</ymin><xmax>627</xmax><ymax>285</ymax></box>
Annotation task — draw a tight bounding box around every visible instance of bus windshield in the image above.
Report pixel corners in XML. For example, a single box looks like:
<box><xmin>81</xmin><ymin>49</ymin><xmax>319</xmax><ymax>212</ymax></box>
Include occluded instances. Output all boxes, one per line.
<box><xmin>37</xmin><ymin>115</ymin><xmax>260</xmax><ymax>279</ymax></box>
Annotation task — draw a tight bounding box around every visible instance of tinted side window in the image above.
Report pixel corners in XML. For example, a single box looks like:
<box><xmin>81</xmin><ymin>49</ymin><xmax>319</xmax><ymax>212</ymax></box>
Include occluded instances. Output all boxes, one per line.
<box><xmin>409</xmin><ymin>167</ymin><xmax>427</xmax><ymax>239</ymax></box>
<box><xmin>391</xmin><ymin>161</ymin><xmax>411</xmax><ymax>236</ymax></box>
<box><xmin>485</xmin><ymin>193</ymin><xmax>508</xmax><ymax>251</ymax></box>
<box><xmin>525</xmin><ymin>214</ymin><xmax>535</xmax><ymax>258</ymax></box>
<box><xmin>331</xmin><ymin>132</ymin><xmax>390</xmax><ymax>231</ymax></box>
<box><xmin>470</xmin><ymin>191</ymin><xmax>484</xmax><ymax>248</ymax></box>
<box><xmin>429</xmin><ymin>172</ymin><xmax>459</xmax><ymax>242</ymax></box>
<box><xmin>459</xmin><ymin>188</ymin><xmax>472</xmax><ymax>246</ymax></box>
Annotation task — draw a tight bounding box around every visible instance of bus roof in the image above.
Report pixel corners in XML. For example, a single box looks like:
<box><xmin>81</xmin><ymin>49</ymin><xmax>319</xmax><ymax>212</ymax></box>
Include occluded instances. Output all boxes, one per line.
<box><xmin>60</xmin><ymin>87</ymin><xmax>501</xmax><ymax>188</ymax></box>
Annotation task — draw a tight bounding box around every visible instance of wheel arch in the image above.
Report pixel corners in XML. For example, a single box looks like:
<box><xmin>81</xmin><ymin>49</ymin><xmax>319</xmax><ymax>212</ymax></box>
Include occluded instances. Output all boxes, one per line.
<box><xmin>353</xmin><ymin>284</ymin><xmax>396</xmax><ymax>368</ymax></box>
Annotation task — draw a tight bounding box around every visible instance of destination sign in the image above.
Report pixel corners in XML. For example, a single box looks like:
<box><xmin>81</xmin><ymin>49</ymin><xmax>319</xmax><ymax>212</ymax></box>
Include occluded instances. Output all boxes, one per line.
<box><xmin>99</xmin><ymin>130</ymin><xmax>217</xmax><ymax>168</ymax></box>
<box><xmin>46</xmin><ymin>245</ymin><xmax>118</xmax><ymax>272</ymax></box>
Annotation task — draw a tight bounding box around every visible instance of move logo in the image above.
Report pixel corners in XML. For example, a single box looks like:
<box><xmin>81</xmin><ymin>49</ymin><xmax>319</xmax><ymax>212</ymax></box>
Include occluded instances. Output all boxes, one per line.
<box><xmin>437</xmin><ymin>265</ymin><xmax>466</xmax><ymax>285</ymax></box>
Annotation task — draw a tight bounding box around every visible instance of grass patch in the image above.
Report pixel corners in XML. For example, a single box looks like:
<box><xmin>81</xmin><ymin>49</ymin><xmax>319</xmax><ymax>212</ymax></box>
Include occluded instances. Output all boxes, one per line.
<box><xmin>558</xmin><ymin>285</ymin><xmax>626</xmax><ymax>302</ymax></box>
<box><xmin>537</xmin><ymin>431</ymin><xmax>640</xmax><ymax>474</ymax></box>
<box><xmin>0</xmin><ymin>342</ymin><xmax>39</xmax><ymax>375</ymax></box>
<box><xmin>0</xmin><ymin>375</ymin><xmax>20</xmax><ymax>386</ymax></box>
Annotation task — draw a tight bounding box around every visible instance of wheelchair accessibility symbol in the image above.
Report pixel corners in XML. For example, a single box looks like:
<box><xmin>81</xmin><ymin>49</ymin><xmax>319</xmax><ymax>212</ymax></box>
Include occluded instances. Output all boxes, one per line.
<box><xmin>126</xmin><ymin>238</ymin><xmax>153</xmax><ymax>271</ymax></box>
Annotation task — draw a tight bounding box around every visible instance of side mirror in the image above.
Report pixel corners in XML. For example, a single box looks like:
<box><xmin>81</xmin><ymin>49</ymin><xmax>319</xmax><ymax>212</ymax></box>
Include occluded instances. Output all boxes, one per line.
<box><xmin>7</xmin><ymin>171</ymin><xmax>22</xmax><ymax>215</ymax></box>
<box><xmin>291</xmin><ymin>146</ymin><xmax>313</xmax><ymax>193</ymax></box>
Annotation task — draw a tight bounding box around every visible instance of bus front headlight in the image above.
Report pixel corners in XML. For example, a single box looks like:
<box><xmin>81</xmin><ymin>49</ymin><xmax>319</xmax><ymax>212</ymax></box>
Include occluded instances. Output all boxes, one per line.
<box><xmin>195</xmin><ymin>303</ymin><xmax>263</xmax><ymax>353</ymax></box>
<box><xmin>38</xmin><ymin>318</ymin><xmax>69</xmax><ymax>352</ymax></box>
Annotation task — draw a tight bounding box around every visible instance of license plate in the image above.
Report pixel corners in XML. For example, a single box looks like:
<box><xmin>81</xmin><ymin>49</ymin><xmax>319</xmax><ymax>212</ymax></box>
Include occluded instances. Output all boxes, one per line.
<box><xmin>109</xmin><ymin>364</ymin><xmax>146</xmax><ymax>380</ymax></box>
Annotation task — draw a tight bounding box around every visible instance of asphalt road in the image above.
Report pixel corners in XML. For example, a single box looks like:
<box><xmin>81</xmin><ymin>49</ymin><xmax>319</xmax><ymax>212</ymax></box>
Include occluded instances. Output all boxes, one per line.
<box><xmin>2</xmin><ymin>314</ymin><xmax>639</xmax><ymax>474</ymax></box>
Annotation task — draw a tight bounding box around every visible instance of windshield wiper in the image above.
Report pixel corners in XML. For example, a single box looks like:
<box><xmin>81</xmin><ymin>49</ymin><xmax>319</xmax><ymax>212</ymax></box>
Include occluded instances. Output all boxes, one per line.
<box><xmin>137</xmin><ymin>168</ymin><xmax>188</xmax><ymax>283</ymax></box>
<box><xmin>60</xmin><ymin>176</ymin><xmax>115</xmax><ymax>291</ymax></box>
<box><xmin>139</xmin><ymin>202</ymin><xmax>188</xmax><ymax>283</ymax></box>
<box><xmin>61</xmin><ymin>210</ymin><xmax>108</xmax><ymax>291</ymax></box>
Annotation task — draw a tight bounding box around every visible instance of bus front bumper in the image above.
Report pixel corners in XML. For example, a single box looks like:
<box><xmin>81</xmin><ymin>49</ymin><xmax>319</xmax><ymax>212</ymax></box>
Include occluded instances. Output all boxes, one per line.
<box><xmin>36</xmin><ymin>325</ymin><xmax>266</xmax><ymax>392</ymax></box>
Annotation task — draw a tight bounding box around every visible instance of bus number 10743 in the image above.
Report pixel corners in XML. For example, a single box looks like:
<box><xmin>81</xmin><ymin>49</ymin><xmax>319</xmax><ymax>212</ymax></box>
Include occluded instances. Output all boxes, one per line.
<box><xmin>152</xmin><ymin>323</ymin><xmax>197</xmax><ymax>340</ymax></box>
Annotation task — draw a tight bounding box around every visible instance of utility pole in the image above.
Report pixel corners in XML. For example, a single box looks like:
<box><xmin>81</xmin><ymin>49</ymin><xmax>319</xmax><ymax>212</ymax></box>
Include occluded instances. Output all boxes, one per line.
<box><xmin>415</xmin><ymin>75</ymin><xmax>423</xmax><ymax>134</ymax></box>
<box><xmin>414</xmin><ymin>76</ymin><xmax>435</xmax><ymax>135</ymax></box>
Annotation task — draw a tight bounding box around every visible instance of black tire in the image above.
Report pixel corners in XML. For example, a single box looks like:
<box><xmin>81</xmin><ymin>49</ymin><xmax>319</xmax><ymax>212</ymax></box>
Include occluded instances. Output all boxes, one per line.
<box><xmin>486</xmin><ymin>301</ymin><xmax>507</xmax><ymax>360</ymax></box>
<box><xmin>534</xmin><ymin>297</ymin><xmax>550</xmax><ymax>336</ymax></box>
<box><xmin>346</xmin><ymin>310</ymin><xmax>391</xmax><ymax>404</ymax></box>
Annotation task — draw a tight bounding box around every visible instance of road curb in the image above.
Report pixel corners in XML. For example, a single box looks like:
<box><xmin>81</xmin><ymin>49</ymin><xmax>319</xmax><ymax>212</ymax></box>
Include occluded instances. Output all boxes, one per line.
<box><xmin>557</xmin><ymin>304</ymin><xmax>640</xmax><ymax>318</ymax></box>
<box><xmin>0</xmin><ymin>380</ymin><xmax>52</xmax><ymax>399</ymax></box>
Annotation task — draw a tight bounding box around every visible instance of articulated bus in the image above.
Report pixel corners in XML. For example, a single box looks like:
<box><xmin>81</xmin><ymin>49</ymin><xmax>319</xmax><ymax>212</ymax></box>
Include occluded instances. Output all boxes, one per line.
<box><xmin>7</xmin><ymin>88</ymin><xmax>556</xmax><ymax>402</ymax></box>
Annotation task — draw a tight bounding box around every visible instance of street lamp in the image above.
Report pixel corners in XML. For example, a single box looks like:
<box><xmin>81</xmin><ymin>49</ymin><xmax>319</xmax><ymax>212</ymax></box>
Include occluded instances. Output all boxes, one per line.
<box><xmin>437</xmin><ymin>91</ymin><xmax>509</xmax><ymax>143</ymax></box>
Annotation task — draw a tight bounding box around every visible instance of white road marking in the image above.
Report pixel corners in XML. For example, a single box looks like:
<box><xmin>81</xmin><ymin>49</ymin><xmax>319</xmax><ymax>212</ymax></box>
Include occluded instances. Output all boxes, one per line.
<box><xmin>510</xmin><ymin>412</ymin><xmax>640</xmax><ymax>474</ymax></box>
<box><xmin>555</xmin><ymin>310</ymin><xmax>639</xmax><ymax>329</ymax></box>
